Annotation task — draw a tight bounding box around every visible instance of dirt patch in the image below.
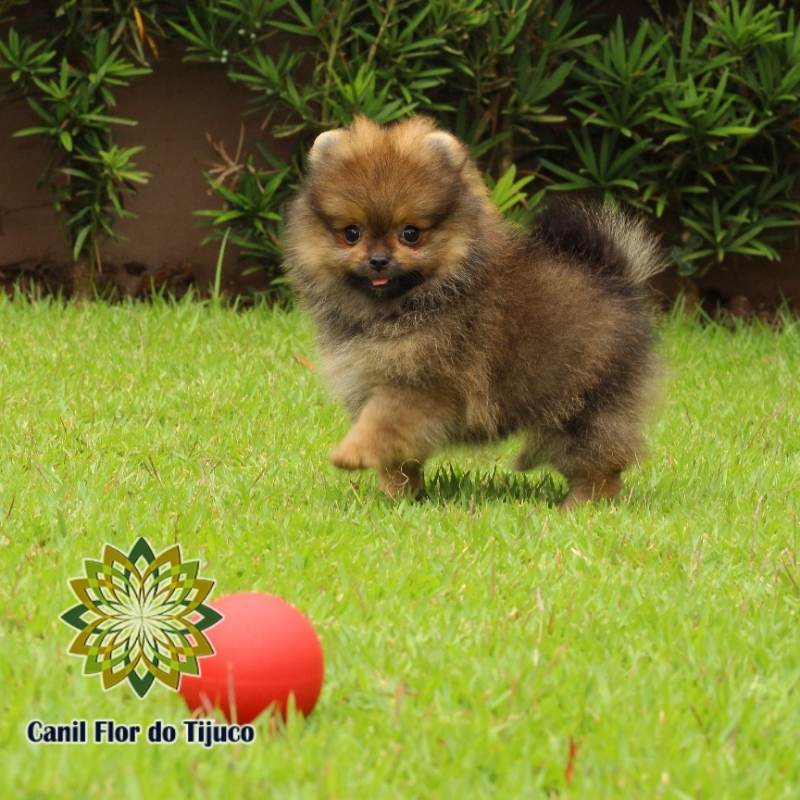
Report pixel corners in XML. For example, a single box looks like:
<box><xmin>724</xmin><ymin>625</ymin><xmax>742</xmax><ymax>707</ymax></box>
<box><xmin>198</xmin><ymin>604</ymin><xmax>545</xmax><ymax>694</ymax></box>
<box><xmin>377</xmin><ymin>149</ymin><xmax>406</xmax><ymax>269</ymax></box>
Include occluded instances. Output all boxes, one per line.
<box><xmin>3</xmin><ymin>255</ymin><xmax>797</xmax><ymax>329</ymax></box>
<box><xmin>646</xmin><ymin>253</ymin><xmax>800</xmax><ymax>325</ymax></box>
<box><xmin>0</xmin><ymin>257</ymin><xmax>274</xmax><ymax>301</ymax></box>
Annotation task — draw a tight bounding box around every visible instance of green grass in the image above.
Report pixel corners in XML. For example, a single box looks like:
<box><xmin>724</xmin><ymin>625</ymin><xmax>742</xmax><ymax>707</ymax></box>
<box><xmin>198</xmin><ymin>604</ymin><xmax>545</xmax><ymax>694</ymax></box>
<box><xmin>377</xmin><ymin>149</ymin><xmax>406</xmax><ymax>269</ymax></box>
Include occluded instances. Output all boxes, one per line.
<box><xmin>0</xmin><ymin>296</ymin><xmax>798</xmax><ymax>798</ymax></box>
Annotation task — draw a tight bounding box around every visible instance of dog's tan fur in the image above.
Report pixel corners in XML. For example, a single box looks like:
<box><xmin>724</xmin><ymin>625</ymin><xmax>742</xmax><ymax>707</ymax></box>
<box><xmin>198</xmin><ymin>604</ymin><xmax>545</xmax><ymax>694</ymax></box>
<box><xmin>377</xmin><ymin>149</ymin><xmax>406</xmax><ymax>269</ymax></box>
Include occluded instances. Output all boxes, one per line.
<box><xmin>283</xmin><ymin>116</ymin><xmax>662</xmax><ymax>507</ymax></box>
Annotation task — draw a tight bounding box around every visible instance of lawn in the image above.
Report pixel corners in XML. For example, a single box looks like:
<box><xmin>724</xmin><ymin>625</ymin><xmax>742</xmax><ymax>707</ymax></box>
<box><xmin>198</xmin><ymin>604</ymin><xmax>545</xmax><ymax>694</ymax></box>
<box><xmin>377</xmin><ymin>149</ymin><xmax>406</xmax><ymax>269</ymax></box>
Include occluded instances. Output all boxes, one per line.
<box><xmin>0</xmin><ymin>296</ymin><xmax>798</xmax><ymax>798</ymax></box>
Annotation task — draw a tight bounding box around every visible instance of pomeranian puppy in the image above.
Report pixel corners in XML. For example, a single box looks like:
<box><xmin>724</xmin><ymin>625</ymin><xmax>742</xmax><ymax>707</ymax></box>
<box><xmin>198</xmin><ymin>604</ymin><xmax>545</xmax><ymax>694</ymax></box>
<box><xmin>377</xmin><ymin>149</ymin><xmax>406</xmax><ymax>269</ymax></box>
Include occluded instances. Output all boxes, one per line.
<box><xmin>283</xmin><ymin>116</ymin><xmax>662</xmax><ymax>508</ymax></box>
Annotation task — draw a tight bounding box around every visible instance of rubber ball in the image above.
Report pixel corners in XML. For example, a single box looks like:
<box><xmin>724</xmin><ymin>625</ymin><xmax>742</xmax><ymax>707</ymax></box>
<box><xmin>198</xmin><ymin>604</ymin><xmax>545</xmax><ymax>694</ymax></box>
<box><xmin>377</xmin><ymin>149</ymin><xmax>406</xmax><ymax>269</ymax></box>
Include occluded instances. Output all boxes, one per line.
<box><xmin>178</xmin><ymin>592</ymin><xmax>324</xmax><ymax>724</ymax></box>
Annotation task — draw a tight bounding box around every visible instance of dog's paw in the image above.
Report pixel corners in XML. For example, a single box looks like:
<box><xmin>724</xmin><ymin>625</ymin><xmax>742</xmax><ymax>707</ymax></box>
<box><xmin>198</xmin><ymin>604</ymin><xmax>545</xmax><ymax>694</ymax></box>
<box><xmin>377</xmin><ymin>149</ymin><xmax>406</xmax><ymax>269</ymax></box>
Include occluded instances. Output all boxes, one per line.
<box><xmin>560</xmin><ymin>473</ymin><xmax>622</xmax><ymax>510</ymax></box>
<box><xmin>329</xmin><ymin>439</ymin><xmax>374</xmax><ymax>471</ymax></box>
<box><xmin>380</xmin><ymin>463</ymin><xmax>425</xmax><ymax>500</ymax></box>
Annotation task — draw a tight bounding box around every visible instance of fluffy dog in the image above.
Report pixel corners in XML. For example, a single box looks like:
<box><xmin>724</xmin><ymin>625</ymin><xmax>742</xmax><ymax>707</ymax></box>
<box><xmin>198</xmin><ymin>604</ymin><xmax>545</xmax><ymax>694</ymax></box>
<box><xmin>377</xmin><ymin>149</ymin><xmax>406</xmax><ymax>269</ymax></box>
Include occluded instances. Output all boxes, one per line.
<box><xmin>283</xmin><ymin>116</ymin><xmax>662</xmax><ymax>507</ymax></box>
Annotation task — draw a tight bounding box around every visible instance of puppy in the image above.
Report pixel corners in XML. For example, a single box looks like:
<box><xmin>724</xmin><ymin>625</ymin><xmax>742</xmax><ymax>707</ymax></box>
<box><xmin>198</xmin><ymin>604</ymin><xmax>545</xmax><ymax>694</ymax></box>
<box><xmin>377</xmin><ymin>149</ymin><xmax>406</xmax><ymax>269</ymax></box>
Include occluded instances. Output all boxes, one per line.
<box><xmin>283</xmin><ymin>116</ymin><xmax>662</xmax><ymax>507</ymax></box>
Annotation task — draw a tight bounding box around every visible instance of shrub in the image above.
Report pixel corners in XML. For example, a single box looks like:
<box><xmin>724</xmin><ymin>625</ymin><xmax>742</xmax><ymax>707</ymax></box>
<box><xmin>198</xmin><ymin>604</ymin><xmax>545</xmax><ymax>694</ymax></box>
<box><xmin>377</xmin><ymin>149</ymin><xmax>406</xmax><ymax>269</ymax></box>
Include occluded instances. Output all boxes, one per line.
<box><xmin>0</xmin><ymin>2</ymin><xmax>158</xmax><ymax>296</ymax></box>
<box><xmin>174</xmin><ymin>0</ymin><xmax>590</xmax><ymax>290</ymax></box>
<box><xmin>170</xmin><ymin>0</ymin><xmax>800</xmax><ymax>284</ymax></box>
<box><xmin>544</xmin><ymin>1</ymin><xmax>800</xmax><ymax>275</ymax></box>
<box><xmin>3</xmin><ymin>1</ymin><xmax>800</xmax><ymax>296</ymax></box>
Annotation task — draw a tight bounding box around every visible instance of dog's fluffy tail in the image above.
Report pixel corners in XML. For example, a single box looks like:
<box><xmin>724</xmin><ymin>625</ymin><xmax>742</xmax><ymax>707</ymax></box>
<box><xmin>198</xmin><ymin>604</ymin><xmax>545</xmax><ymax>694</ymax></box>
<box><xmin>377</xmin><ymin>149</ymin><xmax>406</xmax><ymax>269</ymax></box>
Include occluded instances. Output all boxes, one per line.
<box><xmin>533</xmin><ymin>200</ymin><xmax>663</xmax><ymax>285</ymax></box>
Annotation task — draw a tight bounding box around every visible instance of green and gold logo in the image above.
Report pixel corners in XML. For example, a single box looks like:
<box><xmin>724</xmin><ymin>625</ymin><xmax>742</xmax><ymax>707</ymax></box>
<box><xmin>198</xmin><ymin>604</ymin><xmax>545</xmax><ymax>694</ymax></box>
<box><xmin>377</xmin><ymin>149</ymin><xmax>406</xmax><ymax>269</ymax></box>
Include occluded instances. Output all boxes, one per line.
<box><xmin>60</xmin><ymin>537</ymin><xmax>222</xmax><ymax>698</ymax></box>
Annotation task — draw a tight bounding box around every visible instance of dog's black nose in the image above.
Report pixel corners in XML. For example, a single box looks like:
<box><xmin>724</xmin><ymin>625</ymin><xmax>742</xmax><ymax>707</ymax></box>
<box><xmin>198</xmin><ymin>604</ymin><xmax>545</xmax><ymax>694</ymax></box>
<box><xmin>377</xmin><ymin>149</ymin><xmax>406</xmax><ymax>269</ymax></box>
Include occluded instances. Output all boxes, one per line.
<box><xmin>369</xmin><ymin>255</ymin><xmax>390</xmax><ymax>272</ymax></box>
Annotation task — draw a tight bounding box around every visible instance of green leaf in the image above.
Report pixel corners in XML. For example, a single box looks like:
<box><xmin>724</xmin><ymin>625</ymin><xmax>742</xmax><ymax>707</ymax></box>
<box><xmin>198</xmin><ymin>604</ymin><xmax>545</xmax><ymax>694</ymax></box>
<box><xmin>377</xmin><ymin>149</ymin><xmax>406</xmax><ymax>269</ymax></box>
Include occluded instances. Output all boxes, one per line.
<box><xmin>13</xmin><ymin>126</ymin><xmax>52</xmax><ymax>137</ymax></box>
<box><xmin>72</xmin><ymin>225</ymin><xmax>91</xmax><ymax>260</ymax></box>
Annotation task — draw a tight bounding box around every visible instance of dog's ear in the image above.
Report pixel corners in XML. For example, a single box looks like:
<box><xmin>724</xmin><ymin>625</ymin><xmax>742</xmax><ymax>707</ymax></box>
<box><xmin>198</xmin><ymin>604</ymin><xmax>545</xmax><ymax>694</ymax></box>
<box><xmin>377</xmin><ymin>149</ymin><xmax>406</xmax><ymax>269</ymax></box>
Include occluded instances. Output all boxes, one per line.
<box><xmin>308</xmin><ymin>129</ymin><xmax>345</xmax><ymax>165</ymax></box>
<box><xmin>425</xmin><ymin>130</ymin><xmax>469</xmax><ymax>171</ymax></box>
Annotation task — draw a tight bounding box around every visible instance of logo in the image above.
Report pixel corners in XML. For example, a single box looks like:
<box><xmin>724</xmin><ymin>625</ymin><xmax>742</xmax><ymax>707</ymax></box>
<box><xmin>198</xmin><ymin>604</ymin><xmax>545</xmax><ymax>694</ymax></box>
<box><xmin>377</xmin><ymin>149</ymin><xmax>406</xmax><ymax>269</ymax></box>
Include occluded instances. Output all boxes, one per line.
<box><xmin>60</xmin><ymin>537</ymin><xmax>222</xmax><ymax>698</ymax></box>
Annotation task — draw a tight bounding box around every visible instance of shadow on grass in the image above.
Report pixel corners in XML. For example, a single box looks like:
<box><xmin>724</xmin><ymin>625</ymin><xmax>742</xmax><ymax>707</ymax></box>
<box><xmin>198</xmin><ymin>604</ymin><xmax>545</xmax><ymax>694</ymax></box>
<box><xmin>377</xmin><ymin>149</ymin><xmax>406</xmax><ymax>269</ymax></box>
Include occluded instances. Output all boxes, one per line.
<box><xmin>424</xmin><ymin>464</ymin><xmax>566</xmax><ymax>508</ymax></box>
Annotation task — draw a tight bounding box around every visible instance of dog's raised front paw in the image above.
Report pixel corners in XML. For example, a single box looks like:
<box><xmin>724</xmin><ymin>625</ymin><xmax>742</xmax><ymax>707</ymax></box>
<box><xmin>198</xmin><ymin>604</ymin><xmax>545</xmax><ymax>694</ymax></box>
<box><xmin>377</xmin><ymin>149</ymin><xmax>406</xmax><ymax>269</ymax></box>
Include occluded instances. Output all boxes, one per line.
<box><xmin>329</xmin><ymin>439</ymin><xmax>372</xmax><ymax>471</ymax></box>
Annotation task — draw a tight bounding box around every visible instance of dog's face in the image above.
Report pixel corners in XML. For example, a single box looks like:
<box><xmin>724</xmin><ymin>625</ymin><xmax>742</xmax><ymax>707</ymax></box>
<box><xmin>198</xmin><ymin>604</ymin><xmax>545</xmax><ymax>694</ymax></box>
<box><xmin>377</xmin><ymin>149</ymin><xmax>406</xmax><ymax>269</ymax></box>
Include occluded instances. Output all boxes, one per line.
<box><xmin>287</xmin><ymin>116</ymin><xmax>492</xmax><ymax>299</ymax></box>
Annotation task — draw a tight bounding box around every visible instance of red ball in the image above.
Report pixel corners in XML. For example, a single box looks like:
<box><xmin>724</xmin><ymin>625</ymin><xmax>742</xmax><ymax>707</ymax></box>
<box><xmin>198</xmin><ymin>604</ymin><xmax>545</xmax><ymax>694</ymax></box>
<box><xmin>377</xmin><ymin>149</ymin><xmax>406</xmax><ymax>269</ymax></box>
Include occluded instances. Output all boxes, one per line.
<box><xmin>178</xmin><ymin>592</ymin><xmax>324</xmax><ymax>725</ymax></box>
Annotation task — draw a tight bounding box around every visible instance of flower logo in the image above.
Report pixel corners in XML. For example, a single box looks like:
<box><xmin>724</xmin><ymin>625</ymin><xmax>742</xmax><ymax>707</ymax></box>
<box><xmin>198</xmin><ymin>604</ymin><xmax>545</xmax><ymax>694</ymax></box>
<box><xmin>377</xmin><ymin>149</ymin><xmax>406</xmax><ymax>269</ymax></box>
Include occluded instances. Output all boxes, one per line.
<box><xmin>60</xmin><ymin>537</ymin><xmax>223</xmax><ymax>698</ymax></box>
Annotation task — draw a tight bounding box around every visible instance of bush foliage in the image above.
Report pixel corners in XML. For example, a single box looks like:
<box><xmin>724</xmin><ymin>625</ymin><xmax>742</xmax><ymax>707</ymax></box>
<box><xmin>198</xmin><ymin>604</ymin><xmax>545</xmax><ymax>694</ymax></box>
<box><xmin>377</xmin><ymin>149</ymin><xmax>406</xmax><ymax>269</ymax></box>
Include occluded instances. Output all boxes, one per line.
<box><xmin>552</xmin><ymin>2</ymin><xmax>800</xmax><ymax>275</ymax></box>
<box><xmin>3</xmin><ymin>0</ymin><xmax>800</xmax><ymax>292</ymax></box>
<box><xmin>0</xmin><ymin>1</ymin><xmax>153</xmax><ymax>293</ymax></box>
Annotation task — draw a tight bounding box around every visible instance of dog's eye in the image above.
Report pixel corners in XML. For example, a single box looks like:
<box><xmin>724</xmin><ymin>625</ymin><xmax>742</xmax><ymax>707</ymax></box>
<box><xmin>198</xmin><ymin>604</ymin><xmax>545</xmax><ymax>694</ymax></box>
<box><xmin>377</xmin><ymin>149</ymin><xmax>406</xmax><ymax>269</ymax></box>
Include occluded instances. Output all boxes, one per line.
<box><xmin>399</xmin><ymin>226</ymin><xmax>421</xmax><ymax>245</ymax></box>
<box><xmin>343</xmin><ymin>225</ymin><xmax>362</xmax><ymax>245</ymax></box>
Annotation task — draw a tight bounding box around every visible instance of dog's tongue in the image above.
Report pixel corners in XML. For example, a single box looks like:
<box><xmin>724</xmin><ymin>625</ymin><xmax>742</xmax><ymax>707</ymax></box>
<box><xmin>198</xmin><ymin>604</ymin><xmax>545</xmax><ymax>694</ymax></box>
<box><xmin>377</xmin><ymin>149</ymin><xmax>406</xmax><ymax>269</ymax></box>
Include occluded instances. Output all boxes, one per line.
<box><xmin>371</xmin><ymin>277</ymin><xmax>390</xmax><ymax>287</ymax></box>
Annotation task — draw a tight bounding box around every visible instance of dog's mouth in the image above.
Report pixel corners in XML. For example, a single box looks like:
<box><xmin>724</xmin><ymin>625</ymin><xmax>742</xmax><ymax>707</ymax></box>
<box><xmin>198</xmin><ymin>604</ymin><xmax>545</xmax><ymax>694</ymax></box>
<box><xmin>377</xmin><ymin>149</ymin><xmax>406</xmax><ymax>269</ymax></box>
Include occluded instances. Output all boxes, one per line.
<box><xmin>347</xmin><ymin>270</ymin><xmax>426</xmax><ymax>299</ymax></box>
